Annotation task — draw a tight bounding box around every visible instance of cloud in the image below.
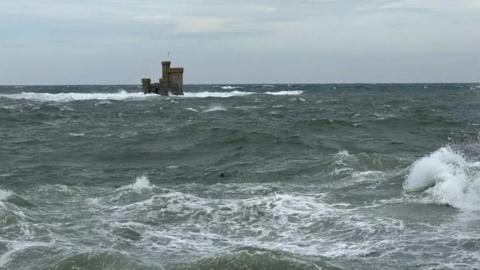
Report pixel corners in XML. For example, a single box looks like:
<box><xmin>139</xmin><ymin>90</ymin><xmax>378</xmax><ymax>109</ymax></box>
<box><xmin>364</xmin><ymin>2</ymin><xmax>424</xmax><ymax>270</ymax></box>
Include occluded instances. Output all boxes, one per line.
<box><xmin>0</xmin><ymin>0</ymin><xmax>479</xmax><ymax>84</ymax></box>
<box><xmin>132</xmin><ymin>15</ymin><xmax>172</xmax><ymax>25</ymax></box>
<box><xmin>176</xmin><ymin>17</ymin><xmax>230</xmax><ymax>33</ymax></box>
<box><xmin>131</xmin><ymin>15</ymin><xmax>232</xmax><ymax>34</ymax></box>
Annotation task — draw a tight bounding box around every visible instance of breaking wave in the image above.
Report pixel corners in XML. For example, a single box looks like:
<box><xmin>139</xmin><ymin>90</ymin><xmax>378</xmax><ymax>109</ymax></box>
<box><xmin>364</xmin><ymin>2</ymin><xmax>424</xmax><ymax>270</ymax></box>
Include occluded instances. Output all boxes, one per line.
<box><xmin>117</xmin><ymin>175</ymin><xmax>155</xmax><ymax>192</ymax></box>
<box><xmin>0</xmin><ymin>189</ymin><xmax>13</xmax><ymax>208</ymax></box>
<box><xmin>0</xmin><ymin>90</ymin><xmax>304</xmax><ymax>101</ymax></box>
<box><xmin>0</xmin><ymin>189</ymin><xmax>12</xmax><ymax>201</ymax></box>
<box><xmin>265</xmin><ymin>90</ymin><xmax>303</xmax><ymax>96</ymax></box>
<box><xmin>0</xmin><ymin>91</ymin><xmax>152</xmax><ymax>102</ymax></box>
<box><xmin>220</xmin><ymin>86</ymin><xmax>243</xmax><ymax>90</ymax></box>
<box><xmin>183</xmin><ymin>91</ymin><xmax>255</xmax><ymax>98</ymax></box>
<box><xmin>404</xmin><ymin>146</ymin><xmax>480</xmax><ymax>211</ymax></box>
<box><xmin>203</xmin><ymin>104</ymin><xmax>226</xmax><ymax>112</ymax></box>
<box><xmin>184</xmin><ymin>90</ymin><xmax>304</xmax><ymax>98</ymax></box>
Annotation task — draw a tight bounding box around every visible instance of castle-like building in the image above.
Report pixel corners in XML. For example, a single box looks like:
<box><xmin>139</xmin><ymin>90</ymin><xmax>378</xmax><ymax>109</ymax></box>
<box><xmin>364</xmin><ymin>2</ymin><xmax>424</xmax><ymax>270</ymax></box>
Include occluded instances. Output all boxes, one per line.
<box><xmin>142</xmin><ymin>61</ymin><xmax>184</xmax><ymax>95</ymax></box>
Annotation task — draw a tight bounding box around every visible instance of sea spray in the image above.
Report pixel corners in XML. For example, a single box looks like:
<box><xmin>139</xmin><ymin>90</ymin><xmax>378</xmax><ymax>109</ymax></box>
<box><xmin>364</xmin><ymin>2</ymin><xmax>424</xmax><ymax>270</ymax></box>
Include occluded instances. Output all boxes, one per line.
<box><xmin>405</xmin><ymin>146</ymin><xmax>480</xmax><ymax>211</ymax></box>
<box><xmin>119</xmin><ymin>175</ymin><xmax>154</xmax><ymax>192</ymax></box>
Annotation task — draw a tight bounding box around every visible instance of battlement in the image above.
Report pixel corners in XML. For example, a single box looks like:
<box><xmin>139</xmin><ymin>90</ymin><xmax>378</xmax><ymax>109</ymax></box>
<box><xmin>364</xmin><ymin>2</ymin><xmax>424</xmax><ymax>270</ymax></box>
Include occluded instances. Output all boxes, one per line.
<box><xmin>142</xmin><ymin>61</ymin><xmax>184</xmax><ymax>96</ymax></box>
<box><xmin>168</xmin><ymin>68</ymin><xmax>184</xmax><ymax>73</ymax></box>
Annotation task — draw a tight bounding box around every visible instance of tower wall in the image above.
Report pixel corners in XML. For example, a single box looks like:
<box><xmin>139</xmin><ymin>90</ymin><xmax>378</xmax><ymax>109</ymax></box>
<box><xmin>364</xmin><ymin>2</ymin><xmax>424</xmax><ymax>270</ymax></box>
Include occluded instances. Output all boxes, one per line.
<box><xmin>168</xmin><ymin>69</ymin><xmax>183</xmax><ymax>95</ymax></box>
<box><xmin>141</xmin><ymin>78</ymin><xmax>151</xmax><ymax>94</ymax></box>
<box><xmin>158</xmin><ymin>79</ymin><xmax>169</xmax><ymax>96</ymax></box>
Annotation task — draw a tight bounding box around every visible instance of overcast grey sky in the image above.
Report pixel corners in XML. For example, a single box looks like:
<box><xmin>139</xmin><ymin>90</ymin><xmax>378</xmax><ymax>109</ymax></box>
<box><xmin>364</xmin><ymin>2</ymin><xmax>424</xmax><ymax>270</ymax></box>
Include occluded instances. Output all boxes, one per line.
<box><xmin>0</xmin><ymin>0</ymin><xmax>479</xmax><ymax>84</ymax></box>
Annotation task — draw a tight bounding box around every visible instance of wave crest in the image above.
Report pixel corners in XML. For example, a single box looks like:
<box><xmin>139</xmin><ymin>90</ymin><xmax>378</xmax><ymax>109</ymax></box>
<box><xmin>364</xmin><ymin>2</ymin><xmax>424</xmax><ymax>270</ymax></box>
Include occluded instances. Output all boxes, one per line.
<box><xmin>0</xmin><ymin>91</ymin><xmax>151</xmax><ymax>102</ymax></box>
<box><xmin>0</xmin><ymin>89</ymin><xmax>304</xmax><ymax>101</ymax></box>
<box><xmin>183</xmin><ymin>91</ymin><xmax>255</xmax><ymax>98</ymax></box>
<box><xmin>118</xmin><ymin>175</ymin><xmax>154</xmax><ymax>192</ymax></box>
<box><xmin>404</xmin><ymin>146</ymin><xmax>480</xmax><ymax>211</ymax></box>
<box><xmin>265</xmin><ymin>90</ymin><xmax>303</xmax><ymax>96</ymax></box>
<box><xmin>220</xmin><ymin>85</ymin><xmax>243</xmax><ymax>90</ymax></box>
<box><xmin>203</xmin><ymin>104</ymin><xmax>226</xmax><ymax>112</ymax></box>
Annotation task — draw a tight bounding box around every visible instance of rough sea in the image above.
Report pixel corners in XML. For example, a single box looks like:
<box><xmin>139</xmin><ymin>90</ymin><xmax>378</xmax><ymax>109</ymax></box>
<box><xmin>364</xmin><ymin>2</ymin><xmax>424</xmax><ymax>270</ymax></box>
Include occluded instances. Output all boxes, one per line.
<box><xmin>0</xmin><ymin>83</ymin><xmax>479</xmax><ymax>270</ymax></box>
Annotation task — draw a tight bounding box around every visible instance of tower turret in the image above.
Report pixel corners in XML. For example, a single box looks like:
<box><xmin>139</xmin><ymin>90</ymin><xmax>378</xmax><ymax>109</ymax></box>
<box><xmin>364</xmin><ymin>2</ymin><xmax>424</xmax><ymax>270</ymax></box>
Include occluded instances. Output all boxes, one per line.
<box><xmin>162</xmin><ymin>61</ymin><xmax>171</xmax><ymax>81</ymax></box>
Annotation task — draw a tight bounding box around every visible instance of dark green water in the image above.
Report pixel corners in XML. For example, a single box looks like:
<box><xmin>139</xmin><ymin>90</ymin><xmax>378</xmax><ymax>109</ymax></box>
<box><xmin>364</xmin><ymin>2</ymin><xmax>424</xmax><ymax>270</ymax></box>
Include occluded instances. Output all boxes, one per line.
<box><xmin>0</xmin><ymin>84</ymin><xmax>479</xmax><ymax>270</ymax></box>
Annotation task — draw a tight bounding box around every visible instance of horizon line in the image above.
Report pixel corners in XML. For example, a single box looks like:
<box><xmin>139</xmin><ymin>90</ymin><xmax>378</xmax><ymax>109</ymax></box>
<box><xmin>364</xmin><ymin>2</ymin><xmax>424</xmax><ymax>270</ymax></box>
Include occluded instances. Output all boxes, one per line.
<box><xmin>1</xmin><ymin>82</ymin><xmax>479</xmax><ymax>87</ymax></box>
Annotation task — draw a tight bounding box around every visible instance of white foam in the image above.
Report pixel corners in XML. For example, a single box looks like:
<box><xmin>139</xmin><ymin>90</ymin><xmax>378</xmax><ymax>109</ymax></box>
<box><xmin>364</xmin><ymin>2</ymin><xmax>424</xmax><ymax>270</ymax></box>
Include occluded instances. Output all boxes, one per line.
<box><xmin>0</xmin><ymin>189</ymin><xmax>12</xmax><ymax>208</ymax></box>
<box><xmin>203</xmin><ymin>104</ymin><xmax>226</xmax><ymax>112</ymax></box>
<box><xmin>68</xmin><ymin>132</ymin><xmax>85</xmax><ymax>137</ymax></box>
<box><xmin>99</xmin><ymin>182</ymin><xmax>412</xmax><ymax>260</ymax></box>
<box><xmin>265</xmin><ymin>90</ymin><xmax>303</xmax><ymax>96</ymax></box>
<box><xmin>0</xmin><ymin>91</ymin><xmax>154</xmax><ymax>102</ymax></box>
<box><xmin>332</xmin><ymin>150</ymin><xmax>357</xmax><ymax>175</ymax></box>
<box><xmin>220</xmin><ymin>86</ymin><xmax>243</xmax><ymax>90</ymax></box>
<box><xmin>183</xmin><ymin>91</ymin><xmax>255</xmax><ymax>98</ymax></box>
<box><xmin>119</xmin><ymin>175</ymin><xmax>154</xmax><ymax>192</ymax></box>
<box><xmin>0</xmin><ymin>90</ymin><xmax>301</xmax><ymax>101</ymax></box>
<box><xmin>234</xmin><ymin>105</ymin><xmax>259</xmax><ymax>111</ymax></box>
<box><xmin>405</xmin><ymin>146</ymin><xmax>480</xmax><ymax>211</ymax></box>
<box><xmin>185</xmin><ymin>107</ymin><xmax>199</xmax><ymax>112</ymax></box>
<box><xmin>60</xmin><ymin>105</ymin><xmax>74</xmax><ymax>111</ymax></box>
<box><xmin>0</xmin><ymin>189</ymin><xmax>12</xmax><ymax>201</ymax></box>
<box><xmin>86</xmin><ymin>197</ymin><xmax>102</xmax><ymax>207</ymax></box>
<box><xmin>94</xmin><ymin>100</ymin><xmax>112</xmax><ymax>107</ymax></box>
<box><xmin>268</xmin><ymin>194</ymin><xmax>334</xmax><ymax>220</ymax></box>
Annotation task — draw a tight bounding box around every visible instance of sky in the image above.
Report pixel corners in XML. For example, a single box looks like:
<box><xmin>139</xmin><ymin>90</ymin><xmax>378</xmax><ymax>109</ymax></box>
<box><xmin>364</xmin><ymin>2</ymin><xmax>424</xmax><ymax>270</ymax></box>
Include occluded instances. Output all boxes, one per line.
<box><xmin>0</xmin><ymin>0</ymin><xmax>479</xmax><ymax>85</ymax></box>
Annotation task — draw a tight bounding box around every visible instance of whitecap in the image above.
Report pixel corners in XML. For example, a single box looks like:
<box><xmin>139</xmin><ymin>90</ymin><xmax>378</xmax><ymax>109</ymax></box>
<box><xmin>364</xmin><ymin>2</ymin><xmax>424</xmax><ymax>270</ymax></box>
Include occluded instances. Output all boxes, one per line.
<box><xmin>0</xmin><ymin>189</ymin><xmax>13</xmax><ymax>207</ymax></box>
<box><xmin>331</xmin><ymin>150</ymin><xmax>357</xmax><ymax>176</ymax></box>
<box><xmin>234</xmin><ymin>105</ymin><xmax>259</xmax><ymax>111</ymax></box>
<box><xmin>0</xmin><ymin>189</ymin><xmax>13</xmax><ymax>201</ymax></box>
<box><xmin>68</xmin><ymin>132</ymin><xmax>85</xmax><ymax>137</ymax></box>
<box><xmin>86</xmin><ymin>197</ymin><xmax>101</xmax><ymax>206</ymax></box>
<box><xmin>185</xmin><ymin>107</ymin><xmax>199</xmax><ymax>112</ymax></box>
<box><xmin>220</xmin><ymin>86</ymin><xmax>243</xmax><ymax>90</ymax></box>
<box><xmin>183</xmin><ymin>91</ymin><xmax>255</xmax><ymax>98</ymax></box>
<box><xmin>60</xmin><ymin>106</ymin><xmax>74</xmax><ymax>111</ymax></box>
<box><xmin>118</xmin><ymin>175</ymin><xmax>155</xmax><ymax>192</ymax></box>
<box><xmin>265</xmin><ymin>90</ymin><xmax>303</xmax><ymax>96</ymax></box>
<box><xmin>0</xmin><ymin>91</ymin><xmax>154</xmax><ymax>102</ymax></box>
<box><xmin>203</xmin><ymin>104</ymin><xmax>226</xmax><ymax>113</ymax></box>
<box><xmin>404</xmin><ymin>146</ymin><xmax>480</xmax><ymax>211</ymax></box>
<box><xmin>373</xmin><ymin>113</ymin><xmax>395</xmax><ymax>120</ymax></box>
<box><xmin>94</xmin><ymin>100</ymin><xmax>112</xmax><ymax>107</ymax></box>
<box><xmin>1</xmin><ymin>90</ymin><xmax>257</xmax><ymax>101</ymax></box>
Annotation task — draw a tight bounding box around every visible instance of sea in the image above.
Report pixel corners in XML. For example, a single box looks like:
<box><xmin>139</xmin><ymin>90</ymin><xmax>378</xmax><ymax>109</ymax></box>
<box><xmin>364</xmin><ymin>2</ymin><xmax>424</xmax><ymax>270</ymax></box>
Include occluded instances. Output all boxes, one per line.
<box><xmin>0</xmin><ymin>83</ymin><xmax>479</xmax><ymax>270</ymax></box>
